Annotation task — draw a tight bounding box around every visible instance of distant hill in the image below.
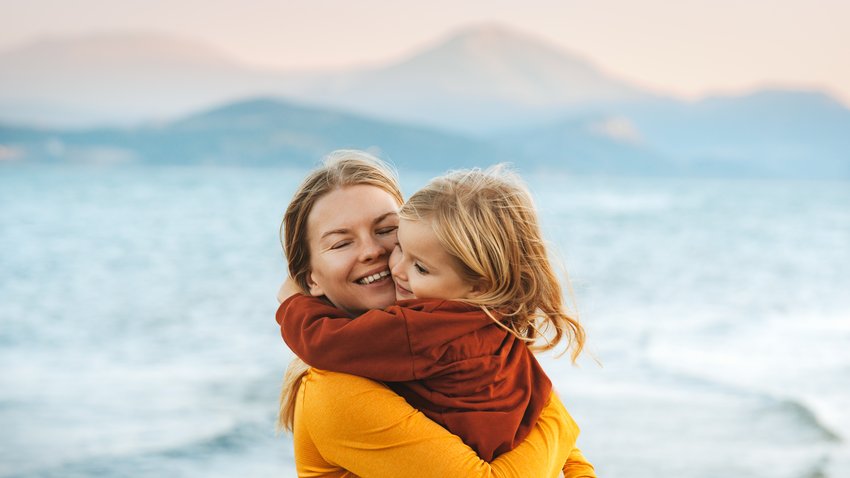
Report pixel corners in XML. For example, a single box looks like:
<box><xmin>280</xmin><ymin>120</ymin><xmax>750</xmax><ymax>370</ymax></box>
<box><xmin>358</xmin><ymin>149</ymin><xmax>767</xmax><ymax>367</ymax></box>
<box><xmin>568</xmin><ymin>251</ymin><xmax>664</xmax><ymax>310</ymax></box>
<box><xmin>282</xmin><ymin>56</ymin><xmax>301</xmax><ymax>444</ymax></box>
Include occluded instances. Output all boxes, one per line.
<box><xmin>615</xmin><ymin>89</ymin><xmax>850</xmax><ymax>178</ymax></box>
<box><xmin>0</xmin><ymin>25</ymin><xmax>654</xmax><ymax>131</ymax></box>
<box><xmin>488</xmin><ymin>89</ymin><xmax>850</xmax><ymax>179</ymax></box>
<box><xmin>0</xmin><ymin>32</ymin><xmax>308</xmax><ymax>127</ymax></box>
<box><xmin>294</xmin><ymin>24</ymin><xmax>656</xmax><ymax>132</ymax></box>
<box><xmin>0</xmin><ymin>97</ymin><xmax>508</xmax><ymax>169</ymax></box>
<box><xmin>5</xmin><ymin>94</ymin><xmax>845</xmax><ymax>179</ymax></box>
<box><xmin>493</xmin><ymin>115</ymin><xmax>680</xmax><ymax>176</ymax></box>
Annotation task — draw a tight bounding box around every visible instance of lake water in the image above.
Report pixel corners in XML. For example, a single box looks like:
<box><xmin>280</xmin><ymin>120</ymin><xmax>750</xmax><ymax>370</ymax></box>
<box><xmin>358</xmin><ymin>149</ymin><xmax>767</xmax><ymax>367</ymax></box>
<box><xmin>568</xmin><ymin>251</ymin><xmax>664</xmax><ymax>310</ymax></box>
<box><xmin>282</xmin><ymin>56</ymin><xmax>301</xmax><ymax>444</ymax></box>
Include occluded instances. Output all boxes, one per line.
<box><xmin>1</xmin><ymin>164</ymin><xmax>848</xmax><ymax>477</ymax></box>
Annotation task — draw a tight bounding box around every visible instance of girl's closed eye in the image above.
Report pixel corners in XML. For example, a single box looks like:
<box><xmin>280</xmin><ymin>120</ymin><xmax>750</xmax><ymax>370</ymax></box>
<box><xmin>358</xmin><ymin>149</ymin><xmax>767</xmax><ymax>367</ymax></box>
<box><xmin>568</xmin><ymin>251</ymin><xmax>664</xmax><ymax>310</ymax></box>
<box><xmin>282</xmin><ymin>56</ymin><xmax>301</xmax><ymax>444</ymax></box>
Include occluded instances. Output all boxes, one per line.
<box><xmin>414</xmin><ymin>263</ymin><xmax>428</xmax><ymax>274</ymax></box>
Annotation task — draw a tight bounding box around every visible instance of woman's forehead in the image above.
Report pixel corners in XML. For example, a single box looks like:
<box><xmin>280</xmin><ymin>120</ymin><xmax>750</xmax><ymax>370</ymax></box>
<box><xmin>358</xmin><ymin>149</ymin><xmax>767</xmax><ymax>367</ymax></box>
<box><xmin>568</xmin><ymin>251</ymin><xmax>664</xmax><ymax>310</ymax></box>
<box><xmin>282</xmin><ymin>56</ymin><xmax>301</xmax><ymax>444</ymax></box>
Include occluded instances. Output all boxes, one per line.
<box><xmin>308</xmin><ymin>185</ymin><xmax>400</xmax><ymax>238</ymax></box>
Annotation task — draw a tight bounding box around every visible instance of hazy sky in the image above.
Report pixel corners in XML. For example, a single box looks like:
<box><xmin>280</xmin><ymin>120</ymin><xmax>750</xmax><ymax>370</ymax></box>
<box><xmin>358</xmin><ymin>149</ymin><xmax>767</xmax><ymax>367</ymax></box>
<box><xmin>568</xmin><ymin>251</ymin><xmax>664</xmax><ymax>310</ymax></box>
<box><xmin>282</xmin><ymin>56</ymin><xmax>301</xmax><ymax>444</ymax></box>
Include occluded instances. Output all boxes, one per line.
<box><xmin>2</xmin><ymin>0</ymin><xmax>848</xmax><ymax>104</ymax></box>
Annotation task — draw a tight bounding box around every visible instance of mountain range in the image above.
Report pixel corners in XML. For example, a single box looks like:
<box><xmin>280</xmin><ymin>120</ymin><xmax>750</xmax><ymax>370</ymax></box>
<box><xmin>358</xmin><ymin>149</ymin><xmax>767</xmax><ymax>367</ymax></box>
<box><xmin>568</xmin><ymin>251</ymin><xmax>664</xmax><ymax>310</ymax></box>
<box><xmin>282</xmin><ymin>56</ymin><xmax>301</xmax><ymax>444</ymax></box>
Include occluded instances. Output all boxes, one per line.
<box><xmin>1</xmin><ymin>25</ymin><xmax>848</xmax><ymax>178</ymax></box>
<box><xmin>0</xmin><ymin>98</ymin><xmax>507</xmax><ymax>169</ymax></box>
<box><xmin>0</xmin><ymin>25</ymin><xmax>655</xmax><ymax>130</ymax></box>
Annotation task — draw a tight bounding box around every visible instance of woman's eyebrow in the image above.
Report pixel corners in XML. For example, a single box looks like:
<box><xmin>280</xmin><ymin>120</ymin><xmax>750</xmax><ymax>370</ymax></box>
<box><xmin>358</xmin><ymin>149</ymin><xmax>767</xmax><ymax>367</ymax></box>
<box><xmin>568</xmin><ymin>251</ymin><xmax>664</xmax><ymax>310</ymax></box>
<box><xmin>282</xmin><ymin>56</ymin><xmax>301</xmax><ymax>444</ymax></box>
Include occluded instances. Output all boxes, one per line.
<box><xmin>373</xmin><ymin>211</ymin><xmax>398</xmax><ymax>225</ymax></box>
<box><xmin>320</xmin><ymin>228</ymin><xmax>350</xmax><ymax>240</ymax></box>
<box><xmin>320</xmin><ymin>212</ymin><xmax>397</xmax><ymax>240</ymax></box>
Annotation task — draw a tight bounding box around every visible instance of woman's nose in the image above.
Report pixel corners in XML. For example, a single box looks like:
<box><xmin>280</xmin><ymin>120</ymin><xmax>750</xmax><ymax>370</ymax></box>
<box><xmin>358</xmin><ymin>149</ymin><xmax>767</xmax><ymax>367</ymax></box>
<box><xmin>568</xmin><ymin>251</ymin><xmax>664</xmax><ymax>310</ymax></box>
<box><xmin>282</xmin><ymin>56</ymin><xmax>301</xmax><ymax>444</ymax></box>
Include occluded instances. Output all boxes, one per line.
<box><xmin>359</xmin><ymin>236</ymin><xmax>386</xmax><ymax>262</ymax></box>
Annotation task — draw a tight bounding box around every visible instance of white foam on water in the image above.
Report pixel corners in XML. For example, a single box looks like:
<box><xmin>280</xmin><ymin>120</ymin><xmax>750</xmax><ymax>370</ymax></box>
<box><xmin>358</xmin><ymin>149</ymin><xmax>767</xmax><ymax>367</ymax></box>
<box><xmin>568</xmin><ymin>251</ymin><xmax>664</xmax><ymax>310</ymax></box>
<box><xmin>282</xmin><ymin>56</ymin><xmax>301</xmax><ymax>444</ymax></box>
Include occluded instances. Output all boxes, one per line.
<box><xmin>640</xmin><ymin>307</ymin><xmax>850</xmax><ymax>476</ymax></box>
<box><xmin>0</xmin><ymin>350</ymin><xmax>266</xmax><ymax>476</ymax></box>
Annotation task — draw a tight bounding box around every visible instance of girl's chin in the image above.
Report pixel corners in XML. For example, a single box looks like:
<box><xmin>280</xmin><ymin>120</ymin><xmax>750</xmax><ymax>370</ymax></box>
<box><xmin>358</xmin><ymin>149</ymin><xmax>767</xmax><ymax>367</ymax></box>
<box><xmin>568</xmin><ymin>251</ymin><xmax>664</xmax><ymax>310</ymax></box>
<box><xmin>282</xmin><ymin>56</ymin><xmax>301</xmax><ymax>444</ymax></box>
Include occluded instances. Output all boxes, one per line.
<box><xmin>394</xmin><ymin>284</ymin><xmax>415</xmax><ymax>300</ymax></box>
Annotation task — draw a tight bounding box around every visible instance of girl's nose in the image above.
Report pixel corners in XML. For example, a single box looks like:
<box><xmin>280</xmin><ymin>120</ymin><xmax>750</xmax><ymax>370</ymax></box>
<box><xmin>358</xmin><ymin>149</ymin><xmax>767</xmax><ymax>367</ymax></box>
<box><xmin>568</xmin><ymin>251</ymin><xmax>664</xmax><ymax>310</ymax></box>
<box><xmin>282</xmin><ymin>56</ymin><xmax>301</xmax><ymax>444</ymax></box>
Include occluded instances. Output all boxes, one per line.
<box><xmin>390</xmin><ymin>247</ymin><xmax>406</xmax><ymax>280</ymax></box>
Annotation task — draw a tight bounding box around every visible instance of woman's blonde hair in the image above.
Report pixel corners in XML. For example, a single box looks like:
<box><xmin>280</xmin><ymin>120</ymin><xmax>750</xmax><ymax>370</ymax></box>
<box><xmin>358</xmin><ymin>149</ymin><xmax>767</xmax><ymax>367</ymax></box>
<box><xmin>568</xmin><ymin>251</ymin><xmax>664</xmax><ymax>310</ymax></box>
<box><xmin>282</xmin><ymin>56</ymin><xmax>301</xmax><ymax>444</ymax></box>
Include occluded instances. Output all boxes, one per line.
<box><xmin>399</xmin><ymin>165</ymin><xmax>585</xmax><ymax>360</ymax></box>
<box><xmin>277</xmin><ymin>150</ymin><xmax>403</xmax><ymax>433</ymax></box>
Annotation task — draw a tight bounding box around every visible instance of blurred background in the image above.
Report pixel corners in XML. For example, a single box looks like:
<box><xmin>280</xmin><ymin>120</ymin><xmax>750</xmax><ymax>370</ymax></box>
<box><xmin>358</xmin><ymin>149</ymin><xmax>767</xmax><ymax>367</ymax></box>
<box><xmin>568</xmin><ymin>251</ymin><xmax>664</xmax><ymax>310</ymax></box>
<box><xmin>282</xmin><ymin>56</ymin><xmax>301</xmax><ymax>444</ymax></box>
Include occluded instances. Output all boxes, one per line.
<box><xmin>1</xmin><ymin>1</ymin><xmax>848</xmax><ymax>477</ymax></box>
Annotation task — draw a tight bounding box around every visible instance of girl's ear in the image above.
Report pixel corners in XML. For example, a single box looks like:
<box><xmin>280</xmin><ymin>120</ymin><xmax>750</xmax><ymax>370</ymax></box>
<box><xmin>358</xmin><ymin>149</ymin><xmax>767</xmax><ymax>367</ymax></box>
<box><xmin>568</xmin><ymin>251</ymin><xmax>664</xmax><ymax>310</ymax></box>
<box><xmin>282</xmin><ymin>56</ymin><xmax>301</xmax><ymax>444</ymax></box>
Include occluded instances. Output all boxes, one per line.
<box><xmin>306</xmin><ymin>272</ymin><xmax>325</xmax><ymax>297</ymax></box>
<box><xmin>466</xmin><ymin>279</ymin><xmax>489</xmax><ymax>299</ymax></box>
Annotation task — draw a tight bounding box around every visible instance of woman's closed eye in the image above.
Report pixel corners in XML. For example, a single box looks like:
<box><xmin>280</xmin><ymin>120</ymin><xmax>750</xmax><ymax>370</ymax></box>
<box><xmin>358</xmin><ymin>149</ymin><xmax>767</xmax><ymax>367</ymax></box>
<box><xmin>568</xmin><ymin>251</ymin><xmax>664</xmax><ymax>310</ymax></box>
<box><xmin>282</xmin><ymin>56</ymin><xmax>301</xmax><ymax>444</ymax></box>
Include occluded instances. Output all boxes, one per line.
<box><xmin>376</xmin><ymin>226</ymin><xmax>398</xmax><ymax>235</ymax></box>
<box><xmin>330</xmin><ymin>240</ymin><xmax>352</xmax><ymax>250</ymax></box>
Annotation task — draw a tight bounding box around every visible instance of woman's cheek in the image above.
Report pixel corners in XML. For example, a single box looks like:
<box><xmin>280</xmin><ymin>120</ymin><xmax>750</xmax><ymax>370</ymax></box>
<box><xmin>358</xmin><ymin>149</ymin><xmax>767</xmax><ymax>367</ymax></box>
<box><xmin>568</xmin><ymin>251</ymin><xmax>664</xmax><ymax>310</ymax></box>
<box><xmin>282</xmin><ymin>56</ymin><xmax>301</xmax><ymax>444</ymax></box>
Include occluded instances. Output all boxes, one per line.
<box><xmin>380</xmin><ymin>234</ymin><xmax>398</xmax><ymax>252</ymax></box>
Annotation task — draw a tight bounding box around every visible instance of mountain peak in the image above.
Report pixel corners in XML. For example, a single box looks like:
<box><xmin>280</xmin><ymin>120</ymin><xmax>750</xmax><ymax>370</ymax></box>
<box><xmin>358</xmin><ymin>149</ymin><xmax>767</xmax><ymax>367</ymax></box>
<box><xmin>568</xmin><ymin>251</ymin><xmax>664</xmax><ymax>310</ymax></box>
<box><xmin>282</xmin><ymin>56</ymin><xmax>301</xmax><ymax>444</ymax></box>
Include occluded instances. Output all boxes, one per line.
<box><xmin>444</xmin><ymin>23</ymin><xmax>582</xmax><ymax>53</ymax></box>
<box><xmin>344</xmin><ymin>23</ymin><xmax>649</xmax><ymax>122</ymax></box>
<box><xmin>443</xmin><ymin>23</ymin><xmax>537</xmax><ymax>47</ymax></box>
<box><xmin>424</xmin><ymin>23</ymin><xmax>590</xmax><ymax>67</ymax></box>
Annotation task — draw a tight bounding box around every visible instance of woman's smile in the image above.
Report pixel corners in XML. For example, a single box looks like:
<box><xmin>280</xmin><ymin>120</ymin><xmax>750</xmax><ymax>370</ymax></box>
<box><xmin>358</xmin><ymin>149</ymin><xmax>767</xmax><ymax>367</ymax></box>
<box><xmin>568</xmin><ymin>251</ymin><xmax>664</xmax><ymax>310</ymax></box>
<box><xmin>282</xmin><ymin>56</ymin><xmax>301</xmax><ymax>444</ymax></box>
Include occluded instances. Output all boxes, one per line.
<box><xmin>355</xmin><ymin>268</ymin><xmax>392</xmax><ymax>285</ymax></box>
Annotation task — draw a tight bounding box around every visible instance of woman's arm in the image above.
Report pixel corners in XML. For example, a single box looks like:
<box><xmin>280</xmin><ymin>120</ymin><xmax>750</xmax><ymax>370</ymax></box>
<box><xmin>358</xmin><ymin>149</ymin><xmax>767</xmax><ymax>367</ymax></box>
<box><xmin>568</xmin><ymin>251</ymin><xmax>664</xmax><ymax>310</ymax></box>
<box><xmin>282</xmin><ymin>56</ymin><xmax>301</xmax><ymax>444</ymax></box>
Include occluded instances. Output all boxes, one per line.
<box><xmin>563</xmin><ymin>448</ymin><xmax>596</xmax><ymax>478</ymax></box>
<box><xmin>296</xmin><ymin>369</ymin><xmax>577</xmax><ymax>478</ymax></box>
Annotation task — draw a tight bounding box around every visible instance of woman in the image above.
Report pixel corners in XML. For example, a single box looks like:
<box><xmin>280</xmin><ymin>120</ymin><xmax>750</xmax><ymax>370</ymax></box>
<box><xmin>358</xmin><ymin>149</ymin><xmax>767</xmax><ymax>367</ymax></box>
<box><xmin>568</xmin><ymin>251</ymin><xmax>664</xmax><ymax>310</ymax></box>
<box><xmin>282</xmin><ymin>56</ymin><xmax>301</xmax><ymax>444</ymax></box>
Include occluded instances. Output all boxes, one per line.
<box><xmin>276</xmin><ymin>150</ymin><xmax>594</xmax><ymax>477</ymax></box>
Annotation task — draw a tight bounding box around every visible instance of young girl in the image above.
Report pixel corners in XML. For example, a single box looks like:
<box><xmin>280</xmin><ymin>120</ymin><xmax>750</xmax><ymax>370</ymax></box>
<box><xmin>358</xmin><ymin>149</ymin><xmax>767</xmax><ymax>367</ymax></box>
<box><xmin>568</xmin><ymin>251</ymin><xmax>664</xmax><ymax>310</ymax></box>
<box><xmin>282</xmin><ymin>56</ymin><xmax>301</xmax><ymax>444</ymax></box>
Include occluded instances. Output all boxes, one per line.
<box><xmin>277</xmin><ymin>166</ymin><xmax>590</xmax><ymax>468</ymax></box>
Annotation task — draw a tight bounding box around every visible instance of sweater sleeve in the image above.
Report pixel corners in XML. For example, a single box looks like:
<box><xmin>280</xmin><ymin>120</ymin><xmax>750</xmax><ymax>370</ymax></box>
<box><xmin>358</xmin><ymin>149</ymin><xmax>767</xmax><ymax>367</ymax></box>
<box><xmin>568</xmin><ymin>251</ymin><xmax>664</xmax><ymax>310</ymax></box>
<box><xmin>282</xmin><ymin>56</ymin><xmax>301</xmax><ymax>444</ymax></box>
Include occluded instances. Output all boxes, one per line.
<box><xmin>297</xmin><ymin>369</ymin><xmax>578</xmax><ymax>478</ymax></box>
<box><xmin>562</xmin><ymin>448</ymin><xmax>596</xmax><ymax>478</ymax></box>
<box><xmin>278</xmin><ymin>294</ymin><xmax>419</xmax><ymax>381</ymax></box>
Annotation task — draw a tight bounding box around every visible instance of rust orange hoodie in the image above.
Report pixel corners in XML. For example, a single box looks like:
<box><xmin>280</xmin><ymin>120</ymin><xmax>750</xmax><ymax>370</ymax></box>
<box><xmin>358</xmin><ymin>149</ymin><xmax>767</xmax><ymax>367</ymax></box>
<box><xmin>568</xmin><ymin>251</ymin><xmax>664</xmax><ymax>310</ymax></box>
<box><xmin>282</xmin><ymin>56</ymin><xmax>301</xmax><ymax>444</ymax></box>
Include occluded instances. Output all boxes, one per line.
<box><xmin>277</xmin><ymin>294</ymin><xmax>552</xmax><ymax>461</ymax></box>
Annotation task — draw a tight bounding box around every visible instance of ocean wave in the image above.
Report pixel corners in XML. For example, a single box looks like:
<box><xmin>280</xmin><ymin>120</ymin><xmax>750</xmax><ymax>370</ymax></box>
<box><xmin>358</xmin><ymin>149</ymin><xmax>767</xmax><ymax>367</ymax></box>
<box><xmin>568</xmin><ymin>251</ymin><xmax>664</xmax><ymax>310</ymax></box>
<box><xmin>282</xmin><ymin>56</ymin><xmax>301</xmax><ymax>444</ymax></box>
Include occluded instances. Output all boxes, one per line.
<box><xmin>773</xmin><ymin>398</ymin><xmax>842</xmax><ymax>443</ymax></box>
<box><xmin>158</xmin><ymin>417</ymin><xmax>281</xmax><ymax>458</ymax></box>
<box><xmin>3</xmin><ymin>416</ymin><xmax>293</xmax><ymax>478</ymax></box>
<box><xmin>640</xmin><ymin>361</ymin><xmax>844</xmax><ymax>445</ymax></box>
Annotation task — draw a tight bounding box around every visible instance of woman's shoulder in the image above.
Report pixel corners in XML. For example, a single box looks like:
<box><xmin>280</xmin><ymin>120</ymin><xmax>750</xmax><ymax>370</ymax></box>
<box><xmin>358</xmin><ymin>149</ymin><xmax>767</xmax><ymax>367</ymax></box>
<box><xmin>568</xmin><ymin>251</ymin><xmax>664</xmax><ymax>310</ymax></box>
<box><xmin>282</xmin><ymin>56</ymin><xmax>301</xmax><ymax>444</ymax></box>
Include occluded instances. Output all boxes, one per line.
<box><xmin>301</xmin><ymin>369</ymin><xmax>404</xmax><ymax>418</ymax></box>
<box><xmin>304</xmin><ymin>368</ymin><xmax>389</xmax><ymax>391</ymax></box>
<box><xmin>299</xmin><ymin>369</ymin><xmax>428</xmax><ymax>441</ymax></box>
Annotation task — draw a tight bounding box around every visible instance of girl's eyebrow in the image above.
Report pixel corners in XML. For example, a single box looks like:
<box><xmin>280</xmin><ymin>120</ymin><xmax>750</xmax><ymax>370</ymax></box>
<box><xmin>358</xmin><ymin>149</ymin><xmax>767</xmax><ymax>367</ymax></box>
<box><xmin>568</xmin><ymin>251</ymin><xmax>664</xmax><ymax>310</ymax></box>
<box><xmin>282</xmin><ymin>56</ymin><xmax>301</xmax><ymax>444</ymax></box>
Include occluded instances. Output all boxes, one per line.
<box><xmin>400</xmin><ymin>243</ymin><xmax>435</xmax><ymax>271</ymax></box>
<box><xmin>415</xmin><ymin>256</ymin><xmax>435</xmax><ymax>270</ymax></box>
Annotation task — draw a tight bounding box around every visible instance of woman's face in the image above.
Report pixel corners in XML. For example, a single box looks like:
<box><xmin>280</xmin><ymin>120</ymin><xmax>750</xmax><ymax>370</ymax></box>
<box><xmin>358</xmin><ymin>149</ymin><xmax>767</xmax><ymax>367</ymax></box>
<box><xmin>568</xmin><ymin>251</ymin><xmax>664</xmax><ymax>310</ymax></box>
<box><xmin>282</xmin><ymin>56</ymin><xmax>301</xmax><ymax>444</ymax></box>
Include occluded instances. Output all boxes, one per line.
<box><xmin>305</xmin><ymin>184</ymin><xmax>400</xmax><ymax>314</ymax></box>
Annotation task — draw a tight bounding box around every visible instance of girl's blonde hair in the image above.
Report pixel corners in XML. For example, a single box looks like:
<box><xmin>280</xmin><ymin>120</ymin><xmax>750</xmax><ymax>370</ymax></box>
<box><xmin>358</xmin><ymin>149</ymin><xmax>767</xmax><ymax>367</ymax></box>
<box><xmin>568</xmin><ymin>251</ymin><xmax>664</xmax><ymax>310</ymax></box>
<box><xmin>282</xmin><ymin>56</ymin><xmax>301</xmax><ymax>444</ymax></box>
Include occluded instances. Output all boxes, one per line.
<box><xmin>399</xmin><ymin>165</ymin><xmax>585</xmax><ymax>360</ymax></box>
<box><xmin>277</xmin><ymin>150</ymin><xmax>403</xmax><ymax>433</ymax></box>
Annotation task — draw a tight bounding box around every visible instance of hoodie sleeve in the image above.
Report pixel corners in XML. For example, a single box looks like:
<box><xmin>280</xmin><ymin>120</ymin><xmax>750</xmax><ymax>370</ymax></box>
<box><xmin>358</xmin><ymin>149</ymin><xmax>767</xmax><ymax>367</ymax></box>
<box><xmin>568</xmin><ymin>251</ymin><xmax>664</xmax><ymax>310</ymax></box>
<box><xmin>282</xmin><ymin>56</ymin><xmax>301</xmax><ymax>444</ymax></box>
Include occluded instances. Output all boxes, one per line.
<box><xmin>277</xmin><ymin>294</ymin><xmax>419</xmax><ymax>381</ymax></box>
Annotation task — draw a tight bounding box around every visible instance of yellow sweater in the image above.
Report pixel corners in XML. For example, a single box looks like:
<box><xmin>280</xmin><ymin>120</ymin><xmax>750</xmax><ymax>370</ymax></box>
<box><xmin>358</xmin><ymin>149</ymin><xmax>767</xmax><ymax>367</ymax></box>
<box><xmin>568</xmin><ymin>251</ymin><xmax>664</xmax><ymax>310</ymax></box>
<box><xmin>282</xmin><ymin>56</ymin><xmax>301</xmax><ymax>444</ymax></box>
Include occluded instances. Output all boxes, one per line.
<box><xmin>293</xmin><ymin>369</ymin><xmax>595</xmax><ymax>478</ymax></box>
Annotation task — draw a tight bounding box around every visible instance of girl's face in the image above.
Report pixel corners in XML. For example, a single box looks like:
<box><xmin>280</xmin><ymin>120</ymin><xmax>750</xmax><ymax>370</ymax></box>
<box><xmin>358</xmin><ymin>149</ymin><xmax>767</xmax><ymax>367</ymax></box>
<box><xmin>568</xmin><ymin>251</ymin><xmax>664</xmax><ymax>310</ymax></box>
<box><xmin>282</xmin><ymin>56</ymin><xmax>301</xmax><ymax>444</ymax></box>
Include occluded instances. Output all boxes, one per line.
<box><xmin>306</xmin><ymin>185</ymin><xmax>400</xmax><ymax>314</ymax></box>
<box><xmin>389</xmin><ymin>218</ymin><xmax>476</xmax><ymax>301</ymax></box>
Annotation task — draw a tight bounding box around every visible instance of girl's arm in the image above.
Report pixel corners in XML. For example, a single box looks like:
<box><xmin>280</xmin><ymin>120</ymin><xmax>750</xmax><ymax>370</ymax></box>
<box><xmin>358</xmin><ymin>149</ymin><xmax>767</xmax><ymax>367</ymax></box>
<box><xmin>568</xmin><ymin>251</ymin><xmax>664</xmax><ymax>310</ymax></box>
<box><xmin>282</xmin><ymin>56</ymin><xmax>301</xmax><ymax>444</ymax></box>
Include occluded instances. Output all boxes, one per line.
<box><xmin>277</xmin><ymin>293</ymin><xmax>421</xmax><ymax>381</ymax></box>
<box><xmin>298</xmin><ymin>369</ymin><xmax>577</xmax><ymax>478</ymax></box>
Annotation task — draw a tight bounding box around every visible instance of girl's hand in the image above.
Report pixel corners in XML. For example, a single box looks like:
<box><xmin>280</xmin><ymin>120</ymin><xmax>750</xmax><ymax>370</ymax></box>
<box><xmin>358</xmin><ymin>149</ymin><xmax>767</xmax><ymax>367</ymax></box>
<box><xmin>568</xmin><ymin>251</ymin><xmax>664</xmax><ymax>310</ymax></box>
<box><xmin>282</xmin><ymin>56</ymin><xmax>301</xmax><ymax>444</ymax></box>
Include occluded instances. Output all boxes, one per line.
<box><xmin>277</xmin><ymin>277</ymin><xmax>302</xmax><ymax>304</ymax></box>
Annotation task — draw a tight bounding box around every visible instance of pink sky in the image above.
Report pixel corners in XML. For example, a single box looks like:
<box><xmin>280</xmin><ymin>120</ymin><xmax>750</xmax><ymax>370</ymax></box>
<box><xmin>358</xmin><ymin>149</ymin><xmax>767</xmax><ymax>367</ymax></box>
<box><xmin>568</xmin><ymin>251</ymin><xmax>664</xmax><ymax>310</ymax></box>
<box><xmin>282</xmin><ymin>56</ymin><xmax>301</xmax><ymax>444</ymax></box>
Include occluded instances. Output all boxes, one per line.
<box><xmin>2</xmin><ymin>0</ymin><xmax>848</xmax><ymax>104</ymax></box>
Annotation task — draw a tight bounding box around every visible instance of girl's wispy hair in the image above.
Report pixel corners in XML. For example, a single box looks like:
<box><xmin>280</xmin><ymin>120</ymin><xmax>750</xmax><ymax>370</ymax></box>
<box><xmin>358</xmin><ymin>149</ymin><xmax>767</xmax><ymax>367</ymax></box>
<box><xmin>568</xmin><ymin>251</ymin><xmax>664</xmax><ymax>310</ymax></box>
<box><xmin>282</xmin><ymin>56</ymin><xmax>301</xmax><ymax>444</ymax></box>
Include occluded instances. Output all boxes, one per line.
<box><xmin>399</xmin><ymin>165</ymin><xmax>585</xmax><ymax>361</ymax></box>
